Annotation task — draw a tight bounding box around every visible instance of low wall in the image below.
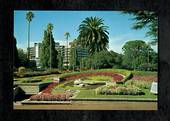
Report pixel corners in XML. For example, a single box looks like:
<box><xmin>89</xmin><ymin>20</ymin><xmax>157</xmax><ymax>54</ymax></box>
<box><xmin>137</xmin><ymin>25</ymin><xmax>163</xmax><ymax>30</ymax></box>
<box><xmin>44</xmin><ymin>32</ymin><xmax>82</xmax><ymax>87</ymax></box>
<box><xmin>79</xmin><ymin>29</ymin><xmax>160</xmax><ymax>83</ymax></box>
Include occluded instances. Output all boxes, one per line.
<box><xmin>15</xmin><ymin>82</ymin><xmax>51</xmax><ymax>95</ymax></box>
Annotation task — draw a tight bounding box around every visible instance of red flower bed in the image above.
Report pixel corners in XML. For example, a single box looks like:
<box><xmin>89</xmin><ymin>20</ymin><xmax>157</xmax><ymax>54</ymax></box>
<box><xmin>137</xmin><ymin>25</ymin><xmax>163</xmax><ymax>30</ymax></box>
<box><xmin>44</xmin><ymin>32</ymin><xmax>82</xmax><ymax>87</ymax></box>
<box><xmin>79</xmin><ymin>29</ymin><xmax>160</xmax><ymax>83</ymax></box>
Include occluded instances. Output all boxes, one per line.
<box><xmin>64</xmin><ymin>72</ymin><xmax>124</xmax><ymax>82</ymax></box>
<box><xmin>131</xmin><ymin>76</ymin><xmax>157</xmax><ymax>82</ymax></box>
<box><xmin>29</xmin><ymin>82</ymin><xmax>73</xmax><ymax>101</ymax></box>
<box><xmin>29</xmin><ymin>92</ymin><xmax>73</xmax><ymax>101</ymax></box>
<box><xmin>41</xmin><ymin>82</ymin><xmax>58</xmax><ymax>93</ymax></box>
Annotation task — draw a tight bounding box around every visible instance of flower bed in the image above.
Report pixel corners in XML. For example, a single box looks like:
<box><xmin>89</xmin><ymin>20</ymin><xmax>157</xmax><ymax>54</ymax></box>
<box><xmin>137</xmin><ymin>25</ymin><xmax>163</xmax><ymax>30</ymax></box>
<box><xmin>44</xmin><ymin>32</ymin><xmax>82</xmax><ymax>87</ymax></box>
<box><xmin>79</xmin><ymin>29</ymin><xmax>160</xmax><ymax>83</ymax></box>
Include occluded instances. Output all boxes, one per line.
<box><xmin>29</xmin><ymin>92</ymin><xmax>73</xmax><ymax>101</ymax></box>
<box><xmin>29</xmin><ymin>82</ymin><xmax>73</xmax><ymax>101</ymax></box>
<box><xmin>59</xmin><ymin>69</ymin><xmax>132</xmax><ymax>83</ymax></box>
<box><xmin>131</xmin><ymin>76</ymin><xmax>157</xmax><ymax>82</ymax></box>
<box><xmin>61</xmin><ymin>72</ymin><xmax>124</xmax><ymax>82</ymax></box>
<box><xmin>125</xmin><ymin>80</ymin><xmax>152</xmax><ymax>89</ymax></box>
<box><xmin>96</xmin><ymin>85</ymin><xmax>144</xmax><ymax>95</ymax></box>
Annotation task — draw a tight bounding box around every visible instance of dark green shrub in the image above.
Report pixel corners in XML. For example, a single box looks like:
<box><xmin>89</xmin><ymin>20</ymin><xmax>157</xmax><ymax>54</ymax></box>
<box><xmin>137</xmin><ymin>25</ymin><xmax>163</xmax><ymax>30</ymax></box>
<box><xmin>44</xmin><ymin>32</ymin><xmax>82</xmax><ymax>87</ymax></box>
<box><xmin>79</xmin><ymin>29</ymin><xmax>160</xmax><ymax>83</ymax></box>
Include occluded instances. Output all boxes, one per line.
<box><xmin>13</xmin><ymin>86</ymin><xmax>26</xmax><ymax>101</ymax></box>
<box><xmin>22</xmin><ymin>79</ymin><xmax>41</xmax><ymax>83</ymax></box>
<box><xmin>14</xmin><ymin>68</ymin><xmax>61</xmax><ymax>78</ymax></box>
<box><xmin>120</xmin><ymin>72</ymin><xmax>133</xmax><ymax>83</ymax></box>
<box><xmin>18</xmin><ymin>67</ymin><xmax>26</xmax><ymax>77</ymax></box>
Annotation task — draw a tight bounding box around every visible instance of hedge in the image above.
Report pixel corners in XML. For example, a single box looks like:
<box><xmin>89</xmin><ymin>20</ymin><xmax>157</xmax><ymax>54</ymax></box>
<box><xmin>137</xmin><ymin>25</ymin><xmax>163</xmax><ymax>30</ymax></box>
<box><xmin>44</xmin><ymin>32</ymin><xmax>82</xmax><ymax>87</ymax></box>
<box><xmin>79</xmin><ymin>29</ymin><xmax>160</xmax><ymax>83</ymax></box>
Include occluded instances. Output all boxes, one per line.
<box><xmin>14</xmin><ymin>69</ymin><xmax>61</xmax><ymax>78</ymax></box>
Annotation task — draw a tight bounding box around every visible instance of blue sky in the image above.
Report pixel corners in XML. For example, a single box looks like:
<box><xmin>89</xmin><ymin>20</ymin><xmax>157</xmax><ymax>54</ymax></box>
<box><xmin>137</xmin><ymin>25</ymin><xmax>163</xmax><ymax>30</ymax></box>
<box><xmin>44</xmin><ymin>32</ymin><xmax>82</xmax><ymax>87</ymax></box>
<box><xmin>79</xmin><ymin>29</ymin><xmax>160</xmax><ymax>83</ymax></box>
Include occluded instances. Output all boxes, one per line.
<box><xmin>14</xmin><ymin>11</ymin><xmax>157</xmax><ymax>53</ymax></box>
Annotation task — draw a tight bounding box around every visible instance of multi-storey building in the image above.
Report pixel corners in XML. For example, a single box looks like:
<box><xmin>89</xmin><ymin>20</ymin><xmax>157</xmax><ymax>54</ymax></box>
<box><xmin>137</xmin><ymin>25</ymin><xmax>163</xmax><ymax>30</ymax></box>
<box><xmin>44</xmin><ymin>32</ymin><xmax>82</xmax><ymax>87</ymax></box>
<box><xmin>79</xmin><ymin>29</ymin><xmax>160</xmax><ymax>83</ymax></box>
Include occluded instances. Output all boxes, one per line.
<box><xmin>76</xmin><ymin>45</ymin><xmax>89</xmax><ymax>60</ymax></box>
<box><xmin>29</xmin><ymin>43</ymin><xmax>42</xmax><ymax>66</ymax></box>
<box><xmin>29</xmin><ymin>41</ymin><xmax>89</xmax><ymax>68</ymax></box>
<box><xmin>29</xmin><ymin>47</ymin><xmax>35</xmax><ymax>59</ymax></box>
<box><xmin>63</xmin><ymin>43</ymin><xmax>71</xmax><ymax>66</ymax></box>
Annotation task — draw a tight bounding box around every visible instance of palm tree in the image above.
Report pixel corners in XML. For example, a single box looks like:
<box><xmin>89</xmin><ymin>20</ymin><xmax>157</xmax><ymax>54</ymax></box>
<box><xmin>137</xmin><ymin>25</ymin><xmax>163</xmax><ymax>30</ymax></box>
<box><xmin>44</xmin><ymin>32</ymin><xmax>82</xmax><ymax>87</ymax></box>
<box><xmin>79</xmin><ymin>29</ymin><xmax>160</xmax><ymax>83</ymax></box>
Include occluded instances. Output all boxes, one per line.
<box><xmin>47</xmin><ymin>23</ymin><xmax>54</xmax><ymax>69</ymax></box>
<box><xmin>26</xmin><ymin>11</ymin><xmax>34</xmax><ymax>60</ymax></box>
<box><xmin>77</xmin><ymin>16</ymin><xmax>109</xmax><ymax>55</ymax></box>
<box><xmin>64</xmin><ymin>32</ymin><xmax>70</xmax><ymax>69</ymax></box>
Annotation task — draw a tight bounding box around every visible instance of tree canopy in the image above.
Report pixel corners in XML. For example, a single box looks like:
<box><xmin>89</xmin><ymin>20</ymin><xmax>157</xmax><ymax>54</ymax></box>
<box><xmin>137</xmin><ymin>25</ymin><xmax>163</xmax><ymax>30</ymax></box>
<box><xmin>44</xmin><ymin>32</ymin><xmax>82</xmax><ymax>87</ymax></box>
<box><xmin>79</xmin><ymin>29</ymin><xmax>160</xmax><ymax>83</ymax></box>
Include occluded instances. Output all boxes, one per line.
<box><xmin>40</xmin><ymin>23</ymin><xmax>58</xmax><ymax>68</ymax></box>
<box><xmin>64</xmin><ymin>32</ymin><xmax>70</xmax><ymax>40</ymax></box>
<box><xmin>122</xmin><ymin>40</ymin><xmax>157</xmax><ymax>70</ymax></box>
<box><xmin>77</xmin><ymin>16</ymin><xmax>109</xmax><ymax>55</ymax></box>
<box><xmin>80</xmin><ymin>50</ymin><xmax>122</xmax><ymax>69</ymax></box>
<box><xmin>13</xmin><ymin>37</ymin><xmax>19</xmax><ymax>68</ymax></box>
<box><xmin>26</xmin><ymin>11</ymin><xmax>34</xmax><ymax>22</ymax></box>
<box><xmin>123</xmin><ymin>11</ymin><xmax>158</xmax><ymax>45</ymax></box>
<box><xmin>17</xmin><ymin>48</ymin><xmax>29</xmax><ymax>67</ymax></box>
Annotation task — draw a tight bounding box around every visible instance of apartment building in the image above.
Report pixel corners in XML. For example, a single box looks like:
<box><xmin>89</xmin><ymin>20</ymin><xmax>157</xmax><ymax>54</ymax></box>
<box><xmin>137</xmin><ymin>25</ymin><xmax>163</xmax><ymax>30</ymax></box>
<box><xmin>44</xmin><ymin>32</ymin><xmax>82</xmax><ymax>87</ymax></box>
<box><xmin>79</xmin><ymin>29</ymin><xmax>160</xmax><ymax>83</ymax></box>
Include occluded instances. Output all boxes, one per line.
<box><xmin>29</xmin><ymin>41</ymin><xmax>89</xmax><ymax>67</ymax></box>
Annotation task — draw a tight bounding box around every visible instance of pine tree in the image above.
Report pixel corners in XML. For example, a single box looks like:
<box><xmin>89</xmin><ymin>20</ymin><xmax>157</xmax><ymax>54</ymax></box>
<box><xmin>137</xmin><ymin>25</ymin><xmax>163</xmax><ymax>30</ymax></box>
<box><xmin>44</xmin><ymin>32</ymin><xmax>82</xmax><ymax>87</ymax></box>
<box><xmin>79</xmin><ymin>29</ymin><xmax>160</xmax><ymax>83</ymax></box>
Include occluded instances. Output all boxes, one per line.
<box><xmin>57</xmin><ymin>49</ymin><xmax>63</xmax><ymax>70</ymax></box>
<box><xmin>40</xmin><ymin>28</ymin><xmax>58</xmax><ymax>68</ymax></box>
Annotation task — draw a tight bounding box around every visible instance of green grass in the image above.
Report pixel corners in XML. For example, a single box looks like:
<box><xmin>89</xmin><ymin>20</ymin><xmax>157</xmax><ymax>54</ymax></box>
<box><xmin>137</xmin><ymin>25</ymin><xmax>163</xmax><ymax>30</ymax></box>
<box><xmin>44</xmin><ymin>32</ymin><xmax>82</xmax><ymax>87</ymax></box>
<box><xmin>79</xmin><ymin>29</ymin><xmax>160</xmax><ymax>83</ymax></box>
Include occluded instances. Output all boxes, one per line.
<box><xmin>51</xmin><ymin>87</ymin><xmax>65</xmax><ymax>94</ymax></box>
<box><xmin>75</xmin><ymin>89</ymin><xmax>157</xmax><ymax>99</ymax></box>
<box><xmin>131</xmin><ymin>70</ymin><xmax>157</xmax><ymax>76</ymax></box>
<box><xmin>83</xmin><ymin>76</ymin><xmax>112</xmax><ymax>81</ymax></box>
<box><xmin>52</xmin><ymin>79</ymin><xmax>157</xmax><ymax>100</ymax></box>
<box><xmin>125</xmin><ymin>80</ymin><xmax>152</xmax><ymax>89</ymax></box>
<box><xmin>50</xmin><ymin>69</ymin><xmax>157</xmax><ymax>100</ymax></box>
<box><xmin>17</xmin><ymin>69</ymin><xmax>157</xmax><ymax>100</ymax></box>
<box><xmin>51</xmin><ymin>79</ymin><xmax>103</xmax><ymax>94</ymax></box>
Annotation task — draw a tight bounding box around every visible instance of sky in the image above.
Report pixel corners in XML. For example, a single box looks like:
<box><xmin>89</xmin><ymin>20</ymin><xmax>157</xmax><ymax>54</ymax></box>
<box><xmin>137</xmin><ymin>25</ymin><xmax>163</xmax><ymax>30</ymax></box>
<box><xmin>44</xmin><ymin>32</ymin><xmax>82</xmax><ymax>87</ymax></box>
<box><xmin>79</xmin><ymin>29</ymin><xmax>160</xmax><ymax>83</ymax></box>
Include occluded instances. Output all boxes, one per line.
<box><xmin>14</xmin><ymin>11</ymin><xmax>158</xmax><ymax>53</ymax></box>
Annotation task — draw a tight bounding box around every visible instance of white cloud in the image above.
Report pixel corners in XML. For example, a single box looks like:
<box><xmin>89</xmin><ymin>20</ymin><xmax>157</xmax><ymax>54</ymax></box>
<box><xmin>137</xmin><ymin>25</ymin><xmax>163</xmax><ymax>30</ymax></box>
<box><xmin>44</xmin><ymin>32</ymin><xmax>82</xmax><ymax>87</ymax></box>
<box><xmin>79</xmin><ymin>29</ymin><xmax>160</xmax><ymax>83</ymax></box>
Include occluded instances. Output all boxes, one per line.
<box><xmin>54</xmin><ymin>40</ymin><xmax>67</xmax><ymax>46</ymax></box>
<box><xmin>108</xmin><ymin>33</ymin><xmax>158</xmax><ymax>53</ymax></box>
<box><xmin>108</xmin><ymin>33</ymin><xmax>133</xmax><ymax>53</ymax></box>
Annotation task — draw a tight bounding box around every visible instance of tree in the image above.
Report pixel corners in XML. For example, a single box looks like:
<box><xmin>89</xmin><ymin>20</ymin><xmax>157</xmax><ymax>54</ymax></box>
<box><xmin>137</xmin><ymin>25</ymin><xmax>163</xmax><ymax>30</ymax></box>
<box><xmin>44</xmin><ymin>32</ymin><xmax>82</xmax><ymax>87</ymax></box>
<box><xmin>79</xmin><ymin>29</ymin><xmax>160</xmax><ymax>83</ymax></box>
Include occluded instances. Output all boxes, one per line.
<box><xmin>92</xmin><ymin>50</ymin><xmax>123</xmax><ymax>69</ymax></box>
<box><xmin>69</xmin><ymin>45</ymin><xmax>77</xmax><ymax>70</ymax></box>
<box><xmin>26</xmin><ymin>11</ymin><xmax>34</xmax><ymax>60</ymax></box>
<box><xmin>17</xmin><ymin>48</ymin><xmax>29</xmax><ymax>67</ymax></box>
<box><xmin>69</xmin><ymin>39</ymin><xmax>80</xmax><ymax>70</ymax></box>
<box><xmin>123</xmin><ymin>11</ymin><xmax>158</xmax><ymax>45</ymax></box>
<box><xmin>122</xmin><ymin>40</ymin><xmax>157</xmax><ymax>70</ymax></box>
<box><xmin>57</xmin><ymin>49</ymin><xmax>64</xmax><ymax>70</ymax></box>
<box><xmin>77</xmin><ymin>16</ymin><xmax>109</xmax><ymax>55</ymax></box>
<box><xmin>13</xmin><ymin>37</ymin><xmax>19</xmax><ymax>68</ymax></box>
<box><xmin>47</xmin><ymin>23</ymin><xmax>54</xmax><ymax>69</ymax></box>
<box><xmin>40</xmin><ymin>24</ymin><xmax>58</xmax><ymax>68</ymax></box>
<box><xmin>64</xmin><ymin>32</ymin><xmax>70</xmax><ymax>69</ymax></box>
<box><xmin>80</xmin><ymin>50</ymin><xmax>122</xmax><ymax>69</ymax></box>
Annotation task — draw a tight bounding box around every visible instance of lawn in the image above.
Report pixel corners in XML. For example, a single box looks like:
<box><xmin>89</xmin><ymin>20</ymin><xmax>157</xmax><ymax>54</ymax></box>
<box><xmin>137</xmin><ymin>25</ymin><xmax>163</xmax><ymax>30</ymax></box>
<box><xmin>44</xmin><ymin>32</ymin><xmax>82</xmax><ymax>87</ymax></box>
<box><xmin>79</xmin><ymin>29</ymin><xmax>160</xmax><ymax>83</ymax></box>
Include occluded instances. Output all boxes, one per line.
<box><xmin>75</xmin><ymin>89</ymin><xmax>157</xmax><ymax>99</ymax></box>
<box><xmin>51</xmin><ymin>69</ymin><xmax>157</xmax><ymax>100</ymax></box>
<box><xmin>52</xmin><ymin>83</ymin><xmax>157</xmax><ymax>100</ymax></box>
<box><xmin>15</xmin><ymin>69</ymin><xmax>157</xmax><ymax>101</ymax></box>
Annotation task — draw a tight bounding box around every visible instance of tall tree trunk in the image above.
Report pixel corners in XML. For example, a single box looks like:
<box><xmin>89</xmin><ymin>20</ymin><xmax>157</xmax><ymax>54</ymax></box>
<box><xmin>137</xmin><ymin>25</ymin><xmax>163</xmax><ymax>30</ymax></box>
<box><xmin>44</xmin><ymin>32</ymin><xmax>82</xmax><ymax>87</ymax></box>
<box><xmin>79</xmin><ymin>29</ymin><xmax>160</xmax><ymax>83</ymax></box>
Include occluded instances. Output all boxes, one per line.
<box><xmin>67</xmin><ymin>38</ymin><xmax>69</xmax><ymax>70</ymax></box>
<box><xmin>27</xmin><ymin>21</ymin><xmax>30</xmax><ymax>60</ymax></box>
<box><xmin>50</xmin><ymin>32</ymin><xmax>52</xmax><ymax>69</ymax></box>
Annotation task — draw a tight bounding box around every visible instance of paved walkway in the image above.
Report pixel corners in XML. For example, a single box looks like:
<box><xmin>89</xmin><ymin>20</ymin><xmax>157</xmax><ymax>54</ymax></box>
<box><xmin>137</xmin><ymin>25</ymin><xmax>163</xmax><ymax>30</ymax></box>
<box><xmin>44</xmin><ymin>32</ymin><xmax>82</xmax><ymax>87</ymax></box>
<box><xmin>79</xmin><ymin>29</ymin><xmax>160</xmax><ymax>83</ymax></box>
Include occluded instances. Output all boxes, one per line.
<box><xmin>14</xmin><ymin>101</ymin><xmax>157</xmax><ymax>110</ymax></box>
